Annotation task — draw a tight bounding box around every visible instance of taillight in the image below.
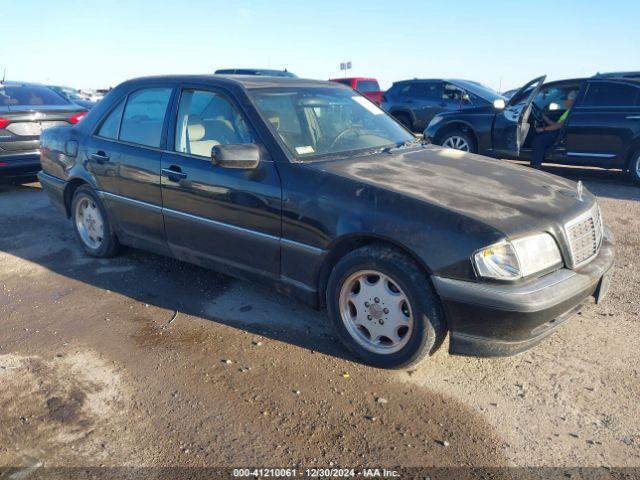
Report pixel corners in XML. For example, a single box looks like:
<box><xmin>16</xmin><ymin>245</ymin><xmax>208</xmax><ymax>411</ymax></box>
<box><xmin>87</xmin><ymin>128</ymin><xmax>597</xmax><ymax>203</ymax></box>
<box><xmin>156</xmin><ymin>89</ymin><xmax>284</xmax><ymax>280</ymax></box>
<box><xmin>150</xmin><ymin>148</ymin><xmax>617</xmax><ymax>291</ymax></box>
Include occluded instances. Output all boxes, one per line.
<box><xmin>0</xmin><ymin>117</ymin><xmax>9</xmax><ymax>129</ymax></box>
<box><xmin>69</xmin><ymin>111</ymin><xmax>87</xmax><ymax>124</ymax></box>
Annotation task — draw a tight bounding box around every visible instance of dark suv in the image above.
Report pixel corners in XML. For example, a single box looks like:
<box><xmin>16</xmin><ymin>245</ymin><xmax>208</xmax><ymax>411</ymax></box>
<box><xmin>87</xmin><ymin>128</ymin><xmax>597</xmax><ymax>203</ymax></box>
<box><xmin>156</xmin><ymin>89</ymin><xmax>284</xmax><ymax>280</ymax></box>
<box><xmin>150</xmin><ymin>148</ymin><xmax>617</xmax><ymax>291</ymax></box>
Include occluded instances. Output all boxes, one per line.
<box><xmin>424</xmin><ymin>75</ymin><xmax>640</xmax><ymax>184</ymax></box>
<box><xmin>381</xmin><ymin>79</ymin><xmax>504</xmax><ymax>133</ymax></box>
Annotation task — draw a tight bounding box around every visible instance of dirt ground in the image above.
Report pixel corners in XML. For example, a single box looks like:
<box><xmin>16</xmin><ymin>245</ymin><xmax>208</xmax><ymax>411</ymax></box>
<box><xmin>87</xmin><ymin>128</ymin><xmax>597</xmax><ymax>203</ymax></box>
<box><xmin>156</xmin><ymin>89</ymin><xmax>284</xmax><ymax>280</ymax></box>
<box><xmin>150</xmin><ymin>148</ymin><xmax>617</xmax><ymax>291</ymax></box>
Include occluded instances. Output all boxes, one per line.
<box><xmin>0</xmin><ymin>165</ymin><xmax>639</xmax><ymax>475</ymax></box>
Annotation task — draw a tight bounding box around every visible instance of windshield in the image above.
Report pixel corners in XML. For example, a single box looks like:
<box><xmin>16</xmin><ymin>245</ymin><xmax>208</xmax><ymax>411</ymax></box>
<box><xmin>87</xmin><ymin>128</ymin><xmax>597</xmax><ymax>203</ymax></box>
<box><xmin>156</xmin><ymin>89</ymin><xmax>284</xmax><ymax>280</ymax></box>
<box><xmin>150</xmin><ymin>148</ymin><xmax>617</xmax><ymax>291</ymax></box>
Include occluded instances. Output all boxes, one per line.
<box><xmin>58</xmin><ymin>86</ymin><xmax>85</xmax><ymax>100</ymax></box>
<box><xmin>250</xmin><ymin>87</ymin><xmax>414</xmax><ymax>160</ymax></box>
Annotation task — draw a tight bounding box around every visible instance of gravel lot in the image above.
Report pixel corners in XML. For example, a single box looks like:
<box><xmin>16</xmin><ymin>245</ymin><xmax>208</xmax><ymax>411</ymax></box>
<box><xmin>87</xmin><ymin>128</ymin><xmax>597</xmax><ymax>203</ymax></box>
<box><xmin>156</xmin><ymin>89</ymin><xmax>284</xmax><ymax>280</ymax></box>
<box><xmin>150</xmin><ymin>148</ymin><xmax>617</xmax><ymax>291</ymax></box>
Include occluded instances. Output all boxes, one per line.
<box><xmin>0</xmin><ymin>165</ymin><xmax>638</xmax><ymax>473</ymax></box>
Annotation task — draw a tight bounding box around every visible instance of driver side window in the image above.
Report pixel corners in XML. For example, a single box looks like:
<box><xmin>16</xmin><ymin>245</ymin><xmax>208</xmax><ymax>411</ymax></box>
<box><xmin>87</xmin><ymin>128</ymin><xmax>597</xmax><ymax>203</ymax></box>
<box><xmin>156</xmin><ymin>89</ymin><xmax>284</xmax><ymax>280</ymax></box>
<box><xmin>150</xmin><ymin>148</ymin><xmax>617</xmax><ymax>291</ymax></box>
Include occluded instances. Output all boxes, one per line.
<box><xmin>174</xmin><ymin>89</ymin><xmax>254</xmax><ymax>158</ymax></box>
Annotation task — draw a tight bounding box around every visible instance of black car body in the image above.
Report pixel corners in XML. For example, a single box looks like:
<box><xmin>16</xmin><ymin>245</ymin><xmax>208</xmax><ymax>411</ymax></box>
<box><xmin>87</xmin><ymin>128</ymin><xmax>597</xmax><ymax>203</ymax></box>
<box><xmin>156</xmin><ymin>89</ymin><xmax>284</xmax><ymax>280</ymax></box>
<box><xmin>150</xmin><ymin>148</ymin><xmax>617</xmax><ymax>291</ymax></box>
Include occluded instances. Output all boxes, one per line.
<box><xmin>38</xmin><ymin>75</ymin><xmax>615</xmax><ymax>368</ymax></box>
<box><xmin>424</xmin><ymin>75</ymin><xmax>640</xmax><ymax>184</ymax></box>
<box><xmin>381</xmin><ymin>78</ymin><xmax>504</xmax><ymax>133</ymax></box>
<box><xmin>214</xmin><ymin>68</ymin><xmax>297</xmax><ymax>78</ymax></box>
<box><xmin>1</xmin><ymin>81</ymin><xmax>87</xmax><ymax>181</ymax></box>
<box><xmin>48</xmin><ymin>85</ymin><xmax>97</xmax><ymax>110</ymax></box>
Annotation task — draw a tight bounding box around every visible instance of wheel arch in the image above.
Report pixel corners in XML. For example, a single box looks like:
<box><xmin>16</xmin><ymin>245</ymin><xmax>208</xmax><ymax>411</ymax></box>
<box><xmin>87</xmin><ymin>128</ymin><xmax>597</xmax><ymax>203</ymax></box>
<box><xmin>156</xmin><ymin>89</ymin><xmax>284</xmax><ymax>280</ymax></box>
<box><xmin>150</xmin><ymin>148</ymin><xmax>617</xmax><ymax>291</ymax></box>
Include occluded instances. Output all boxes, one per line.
<box><xmin>434</xmin><ymin>121</ymin><xmax>479</xmax><ymax>149</ymax></box>
<box><xmin>624</xmin><ymin>138</ymin><xmax>640</xmax><ymax>171</ymax></box>
<box><xmin>63</xmin><ymin>177</ymin><xmax>91</xmax><ymax>218</ymax></box>
<box><xmin>316</xmin><ymin>233</ymin><xmax>434</xmax><ymax>309</ymax></box>
<box><xmin>389</xmin><ymin>108</ymin><xmax>416</xmax><ymax>125</ymax></box>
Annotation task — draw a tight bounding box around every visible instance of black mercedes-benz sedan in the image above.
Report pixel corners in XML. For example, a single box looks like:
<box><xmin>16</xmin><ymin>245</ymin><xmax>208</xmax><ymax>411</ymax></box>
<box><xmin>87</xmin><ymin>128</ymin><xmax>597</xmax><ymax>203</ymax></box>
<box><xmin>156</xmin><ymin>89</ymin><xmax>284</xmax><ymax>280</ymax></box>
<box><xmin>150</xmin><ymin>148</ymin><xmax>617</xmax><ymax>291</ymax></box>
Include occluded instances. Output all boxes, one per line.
<box><xmin>1</xmin><ymin>81</ymin><xmax>87</xmax><ymax>181</ymax></box>
<box><xmin>424</xmin><ymin>75</ymin><xmax>640</xmax><ymax>185</ymax></box>
<box><xmin>38</xmin><ymin>75</ymin><xmax>615</xmax><ymax>368</ymax></box>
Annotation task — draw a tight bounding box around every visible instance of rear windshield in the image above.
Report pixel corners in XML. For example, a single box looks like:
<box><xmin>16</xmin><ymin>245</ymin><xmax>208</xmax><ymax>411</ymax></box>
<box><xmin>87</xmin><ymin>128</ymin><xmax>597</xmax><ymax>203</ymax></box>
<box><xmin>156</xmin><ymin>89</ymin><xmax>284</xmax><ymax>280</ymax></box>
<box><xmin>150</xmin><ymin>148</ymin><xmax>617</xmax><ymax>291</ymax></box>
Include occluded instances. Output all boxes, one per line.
<box><xmin>357</xmin><ymin>80</ymin><xmax>380</xmax><ymax>92</ymax></box>
<box><xmin>0</xmin><ymin>85</ymin><xmax>70</xmax><ymax>107</ymax></box>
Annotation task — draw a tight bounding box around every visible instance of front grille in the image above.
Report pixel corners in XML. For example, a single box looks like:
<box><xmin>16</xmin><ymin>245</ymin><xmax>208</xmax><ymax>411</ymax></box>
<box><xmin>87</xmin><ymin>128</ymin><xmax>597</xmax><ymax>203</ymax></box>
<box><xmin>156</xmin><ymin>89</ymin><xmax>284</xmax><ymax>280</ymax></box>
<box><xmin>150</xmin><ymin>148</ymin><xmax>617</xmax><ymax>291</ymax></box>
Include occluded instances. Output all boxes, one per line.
<box><xmin>566</xmin><ymin>205</ymin><xmax>603</xmax><ymax>267</ymax></box>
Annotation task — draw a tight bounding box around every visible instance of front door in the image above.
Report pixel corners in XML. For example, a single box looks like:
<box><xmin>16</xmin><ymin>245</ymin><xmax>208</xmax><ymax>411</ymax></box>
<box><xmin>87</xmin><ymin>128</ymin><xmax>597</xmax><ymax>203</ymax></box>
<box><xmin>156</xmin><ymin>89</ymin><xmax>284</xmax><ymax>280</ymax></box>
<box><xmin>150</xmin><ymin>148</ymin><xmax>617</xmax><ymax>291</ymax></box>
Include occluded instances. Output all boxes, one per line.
<box><xmin>160</xmin><ymin>87</ymin><xmax>282</xmax><ymax>277</ymax></box>
<box><xmin>492</xmin><ymin>75</ymin><xmax>546</xmax><ymax>157</ymax></box>
<box><xmin>563</xmin><ymin>80</ymin><xmax>640</xmax><ymax>167</ymax></box>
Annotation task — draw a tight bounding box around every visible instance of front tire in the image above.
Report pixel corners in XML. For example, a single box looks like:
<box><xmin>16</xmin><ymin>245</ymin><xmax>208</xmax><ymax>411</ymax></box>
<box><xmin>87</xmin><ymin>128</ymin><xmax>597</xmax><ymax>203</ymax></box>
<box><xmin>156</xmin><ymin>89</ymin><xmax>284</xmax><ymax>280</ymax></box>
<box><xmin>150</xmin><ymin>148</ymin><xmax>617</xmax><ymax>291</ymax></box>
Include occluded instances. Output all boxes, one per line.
<box><xmin>71</xmin><ymin>185</ymin><xmax>119</xmax><ymax>258</ymax></box>
<box><xmin>440</xmin><ymin>130</ymin><xmax>477</xmax><ymax>153</ymax></box>
<box><xmin>326</xmin><ymin>246</ymin><xmax>445</xmax><ymax>369</ymax></box>
<box><xmin>629</xmin><ymin>151</ymin><xmax>640</xmax><ymax>186</ymax></box>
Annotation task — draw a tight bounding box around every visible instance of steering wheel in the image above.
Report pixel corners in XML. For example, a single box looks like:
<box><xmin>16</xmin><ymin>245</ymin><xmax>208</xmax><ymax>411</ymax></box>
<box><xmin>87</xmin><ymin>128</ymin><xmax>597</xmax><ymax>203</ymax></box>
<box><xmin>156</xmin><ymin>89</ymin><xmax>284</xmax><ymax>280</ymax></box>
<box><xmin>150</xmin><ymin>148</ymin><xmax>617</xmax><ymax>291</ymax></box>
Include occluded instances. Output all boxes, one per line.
<box><xmin>328</xmin><ymin>127</ymin><xmax>360</xmax><ymax>151</ymax></box>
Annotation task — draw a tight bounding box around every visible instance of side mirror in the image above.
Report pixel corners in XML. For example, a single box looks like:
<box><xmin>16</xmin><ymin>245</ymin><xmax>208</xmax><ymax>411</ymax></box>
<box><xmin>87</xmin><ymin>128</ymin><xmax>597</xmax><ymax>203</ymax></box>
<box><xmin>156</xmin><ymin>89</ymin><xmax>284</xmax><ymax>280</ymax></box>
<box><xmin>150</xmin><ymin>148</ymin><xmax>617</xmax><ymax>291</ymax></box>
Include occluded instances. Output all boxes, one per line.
<box><xmin>212</xmin><ymin>144</ymin><xmax>261</xmax><ymax>169</ymax></box>
<box><xmin>493</xmin><ymin>99</ymin><xmax>506</xmax><ymax>110</ymax></box>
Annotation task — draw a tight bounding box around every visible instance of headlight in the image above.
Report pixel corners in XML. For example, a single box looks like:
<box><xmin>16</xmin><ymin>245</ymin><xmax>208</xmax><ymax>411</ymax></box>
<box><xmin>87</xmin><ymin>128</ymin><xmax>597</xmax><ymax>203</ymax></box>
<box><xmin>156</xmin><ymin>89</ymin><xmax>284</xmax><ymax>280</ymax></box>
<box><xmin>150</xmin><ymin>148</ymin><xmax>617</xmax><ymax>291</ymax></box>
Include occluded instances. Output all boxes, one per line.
<box><xmin>474</xmin><ymin>233</ymin><xmax>562</xmax><ymax>280</ymax></box>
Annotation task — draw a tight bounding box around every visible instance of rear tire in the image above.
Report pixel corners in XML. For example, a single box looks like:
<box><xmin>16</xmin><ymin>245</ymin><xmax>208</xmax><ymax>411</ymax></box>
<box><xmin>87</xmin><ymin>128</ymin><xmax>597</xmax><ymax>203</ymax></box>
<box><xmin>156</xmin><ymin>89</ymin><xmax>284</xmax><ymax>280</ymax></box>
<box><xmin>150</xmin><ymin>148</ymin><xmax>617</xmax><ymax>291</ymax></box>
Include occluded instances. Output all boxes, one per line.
<box><xmin>440</xmin><ymin>130</ymin><xmax>477</xmax><ymax>153</ymax></box>
<box><xmin>71</xmin><ymin>185</ymin><xmax>119</xmax><ymax>258</ymax></box>
<box><xmin>629</xmin><ymin>151</ymin><xmax>640</xmax><ymax>186</ymax></box>
<box><xmin>393</xmin><ymin>112</ymin><xmax>413</xmax><ymax>132</ymax></box>
<box><xmin>326</xmin><ymin>246</ymin><xmax>446</xmax><ymax>369</ymax></box>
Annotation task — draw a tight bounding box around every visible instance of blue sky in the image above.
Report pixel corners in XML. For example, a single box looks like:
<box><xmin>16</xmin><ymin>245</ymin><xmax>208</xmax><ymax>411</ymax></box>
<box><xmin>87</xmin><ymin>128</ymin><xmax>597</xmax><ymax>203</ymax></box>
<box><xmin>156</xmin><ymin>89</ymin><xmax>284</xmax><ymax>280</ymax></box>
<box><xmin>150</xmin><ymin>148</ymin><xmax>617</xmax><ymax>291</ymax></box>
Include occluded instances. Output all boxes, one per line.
<box><xmin>3</xmin><ymin>0</ymin><xmax>639</xmax><ymax>92</ymax></box>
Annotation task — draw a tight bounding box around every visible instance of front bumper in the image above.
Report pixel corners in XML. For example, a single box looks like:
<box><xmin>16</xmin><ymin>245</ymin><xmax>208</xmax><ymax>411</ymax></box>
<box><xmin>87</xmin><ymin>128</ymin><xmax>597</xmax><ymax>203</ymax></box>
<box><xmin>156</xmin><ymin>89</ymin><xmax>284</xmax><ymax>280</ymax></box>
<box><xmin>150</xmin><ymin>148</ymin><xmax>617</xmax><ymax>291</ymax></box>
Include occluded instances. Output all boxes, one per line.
<box><xmin>432</xmin><ymin>227</ymin><xmax>615</xmax><ymax>357</ymax></box>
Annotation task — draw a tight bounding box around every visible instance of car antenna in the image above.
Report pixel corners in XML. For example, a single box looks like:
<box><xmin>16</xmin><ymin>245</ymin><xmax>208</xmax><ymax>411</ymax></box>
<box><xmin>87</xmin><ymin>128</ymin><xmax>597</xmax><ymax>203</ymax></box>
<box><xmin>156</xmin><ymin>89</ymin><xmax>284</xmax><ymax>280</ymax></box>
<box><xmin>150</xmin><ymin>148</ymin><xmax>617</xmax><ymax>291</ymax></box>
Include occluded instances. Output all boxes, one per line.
<box><xmin>1</xmin><ymin>67</ymin><xmax>6</xmax><ymax>84</ymax></box>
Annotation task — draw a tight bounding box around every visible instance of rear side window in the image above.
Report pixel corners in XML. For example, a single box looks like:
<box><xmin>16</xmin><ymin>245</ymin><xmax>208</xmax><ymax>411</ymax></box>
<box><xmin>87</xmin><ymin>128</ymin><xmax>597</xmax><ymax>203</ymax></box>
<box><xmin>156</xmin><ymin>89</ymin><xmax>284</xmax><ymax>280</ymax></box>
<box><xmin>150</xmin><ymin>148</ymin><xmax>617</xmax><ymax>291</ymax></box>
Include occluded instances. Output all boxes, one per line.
<box><xmin>0</xmin><ymin>85</ymin><xmax>70</xmax><ymax>106</ymax></box>
<box><xmin>97</xmin><ymin>99</ymin><xmax>125</xmax><ymax>139</ymax></box>
<box><xmin>581</xmin><ymin>82</ymin><xmax>639</xmax><ymax>107</ymax></box>
<box><xmin>119</xmin><ymin>88</ymin><xmax>172</xmax><ymax>147</ymax></box>
<box><xmin>333</xmin><ymin>79</ymin><xmax>352</xmax><ymax>86</ymax></box>
<box><xmin>401</xmin><ymin>82</ymin><xmax>440</xmax><ymax>100</ymax></box>
<box><xmin>356</xmin><ymin>80</ymin><xmax>380</xmax><ymax>92</ymax></box>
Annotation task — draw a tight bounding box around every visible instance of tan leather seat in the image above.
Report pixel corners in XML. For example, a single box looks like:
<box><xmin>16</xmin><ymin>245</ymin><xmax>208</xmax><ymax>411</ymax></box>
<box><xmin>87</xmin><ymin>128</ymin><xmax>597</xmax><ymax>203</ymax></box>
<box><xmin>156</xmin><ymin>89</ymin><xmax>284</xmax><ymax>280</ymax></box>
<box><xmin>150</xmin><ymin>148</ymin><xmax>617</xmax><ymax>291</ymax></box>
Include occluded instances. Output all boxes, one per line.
<box><xmin>186</xmin><ymin>115</ymin><xmax>220</xmax><ymax>157</ymax></box>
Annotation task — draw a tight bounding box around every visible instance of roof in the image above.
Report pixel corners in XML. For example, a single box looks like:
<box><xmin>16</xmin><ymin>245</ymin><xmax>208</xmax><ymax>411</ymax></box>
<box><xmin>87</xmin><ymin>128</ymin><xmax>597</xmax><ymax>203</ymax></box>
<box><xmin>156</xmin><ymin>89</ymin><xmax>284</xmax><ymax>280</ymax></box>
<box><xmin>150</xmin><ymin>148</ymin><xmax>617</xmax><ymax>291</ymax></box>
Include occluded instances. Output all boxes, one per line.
<box><xmin>593</xmin><ymin>71</ymin><xmax>640</xmax><ymax>79</ymax></box>
<box><xmin>0</xmin><ymin>80</ymin><xmax>46</xmax><ymax>87</ymax></box>
<box><xmin>591</xmin><ymin>76</ymin><xmax>640</xmax><ymax>85</ymax></box>
<box><xmin>120</xmin><ymin>74</ymin><xmax>342</xmax><ymax>90</ymax></box>
<box><xmin>329</xmin><ymin>77</ymin><xmax>378</xmax><ymax>81</ymax></box>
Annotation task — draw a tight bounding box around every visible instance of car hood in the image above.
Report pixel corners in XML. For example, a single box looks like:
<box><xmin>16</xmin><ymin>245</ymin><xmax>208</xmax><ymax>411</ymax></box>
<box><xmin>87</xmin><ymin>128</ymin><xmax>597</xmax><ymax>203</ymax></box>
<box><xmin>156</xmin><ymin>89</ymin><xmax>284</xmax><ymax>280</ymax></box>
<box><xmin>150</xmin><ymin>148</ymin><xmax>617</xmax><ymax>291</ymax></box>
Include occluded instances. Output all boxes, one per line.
<box><xmin>310</xmin><ymin>145</ymin><xmax>595</xmax><ymax>237</ymax></box>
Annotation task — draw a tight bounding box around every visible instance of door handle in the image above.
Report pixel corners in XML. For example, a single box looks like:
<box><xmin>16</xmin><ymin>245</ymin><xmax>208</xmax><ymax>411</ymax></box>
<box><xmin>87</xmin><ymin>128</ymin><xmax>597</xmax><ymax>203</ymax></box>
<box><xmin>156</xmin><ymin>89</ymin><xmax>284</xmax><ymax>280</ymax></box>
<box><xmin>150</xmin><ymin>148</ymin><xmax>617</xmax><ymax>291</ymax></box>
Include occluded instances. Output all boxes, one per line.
<box><xmin>91</xmin><ymin>151</ymin><xmax>110</xmax><ymax>164</ymax></box>
<box><xmin>626</xmin><ymin>115</ymin><xmax>640</xmax><ymax>120</ymax></box>
<box><xmin>162</xmin><ymin>166</ymin><xmax>187</xmax><ymax>182</ymax></box>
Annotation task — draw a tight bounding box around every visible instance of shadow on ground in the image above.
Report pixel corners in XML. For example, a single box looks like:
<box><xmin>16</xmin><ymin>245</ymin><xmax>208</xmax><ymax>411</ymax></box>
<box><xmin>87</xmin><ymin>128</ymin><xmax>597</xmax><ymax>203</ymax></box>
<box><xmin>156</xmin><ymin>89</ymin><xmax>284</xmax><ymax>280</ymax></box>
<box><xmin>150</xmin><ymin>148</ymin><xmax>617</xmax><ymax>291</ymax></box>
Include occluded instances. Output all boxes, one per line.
<box><xmin>0</xmin><ymin>182</ymin><xmax>352</xmax><ymax>363</ymax></box>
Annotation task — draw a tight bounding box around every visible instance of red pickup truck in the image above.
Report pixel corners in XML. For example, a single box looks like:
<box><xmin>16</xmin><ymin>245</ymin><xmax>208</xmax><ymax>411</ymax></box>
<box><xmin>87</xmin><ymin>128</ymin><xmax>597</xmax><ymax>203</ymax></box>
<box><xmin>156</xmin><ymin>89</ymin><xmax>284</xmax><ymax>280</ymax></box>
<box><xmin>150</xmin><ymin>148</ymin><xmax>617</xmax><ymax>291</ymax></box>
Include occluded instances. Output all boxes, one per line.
<box><xmin>329</xmin><ymin>77</ymin><xmax>384</xmax><ymax>105</ymax></box>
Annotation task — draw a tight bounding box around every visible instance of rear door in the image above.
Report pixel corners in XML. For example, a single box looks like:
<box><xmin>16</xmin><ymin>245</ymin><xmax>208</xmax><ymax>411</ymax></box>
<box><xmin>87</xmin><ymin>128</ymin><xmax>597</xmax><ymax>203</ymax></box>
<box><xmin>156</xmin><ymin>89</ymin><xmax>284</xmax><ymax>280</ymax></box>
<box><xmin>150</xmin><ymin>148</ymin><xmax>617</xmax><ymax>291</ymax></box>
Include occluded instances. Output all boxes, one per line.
<box><xmin>563</xmin><ymin>80</ymin><xmax>640</xmax><ymax>167</ymax></box>
<box><xmin>160</xmin><ymin>86</ymin><xmax>282</xmax><ymax>277</ymax></box>
<box><xmin>404</xmin><ymin>81</ymin><xmax>443</xmax><ymax>130</ymax></box>
<box><xmin>84</xmin><ymin>86</ymin><xmax>174</xmax><ymax>255</ymax></box>
<box><xmin>491</xmin><ymin>75</ymin><xmax>546</xmax><ymax>157</ymax></box>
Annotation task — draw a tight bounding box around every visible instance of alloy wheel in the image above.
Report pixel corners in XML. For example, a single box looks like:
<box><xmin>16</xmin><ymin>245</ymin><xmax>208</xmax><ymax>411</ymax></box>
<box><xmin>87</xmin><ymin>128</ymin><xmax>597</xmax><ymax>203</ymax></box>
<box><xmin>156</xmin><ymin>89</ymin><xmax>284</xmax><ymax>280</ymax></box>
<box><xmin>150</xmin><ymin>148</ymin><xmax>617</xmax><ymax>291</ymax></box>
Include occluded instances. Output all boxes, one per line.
<box><xmin>75</xmin><ymin>196</ymin><xmax>104</xmax><ymax>250</ymax></box>
<box><xmin>338</xmin><ymin>270</ymin><xmax>413</xmax><ymax>354</ymax></box>
<box><xmin>442</xmin><ymin>135</ymin><xmax>470</xmax><ymax>152</ymax></box>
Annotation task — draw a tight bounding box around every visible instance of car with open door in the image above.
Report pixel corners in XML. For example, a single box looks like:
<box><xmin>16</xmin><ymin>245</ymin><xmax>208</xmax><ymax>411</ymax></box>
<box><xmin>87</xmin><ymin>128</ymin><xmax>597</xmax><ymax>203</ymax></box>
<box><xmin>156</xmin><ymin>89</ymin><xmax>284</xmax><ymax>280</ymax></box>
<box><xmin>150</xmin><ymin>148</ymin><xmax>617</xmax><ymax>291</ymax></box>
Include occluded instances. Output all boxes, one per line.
<box><xmin>37</xmin><ymin>75</ymin><xmax>615</xmax><ymax>368</ymax></box>
<box><xmin>425</xmin><ymin>75</ymin><xmax>640</xmax><ymax>184</ymax></box>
